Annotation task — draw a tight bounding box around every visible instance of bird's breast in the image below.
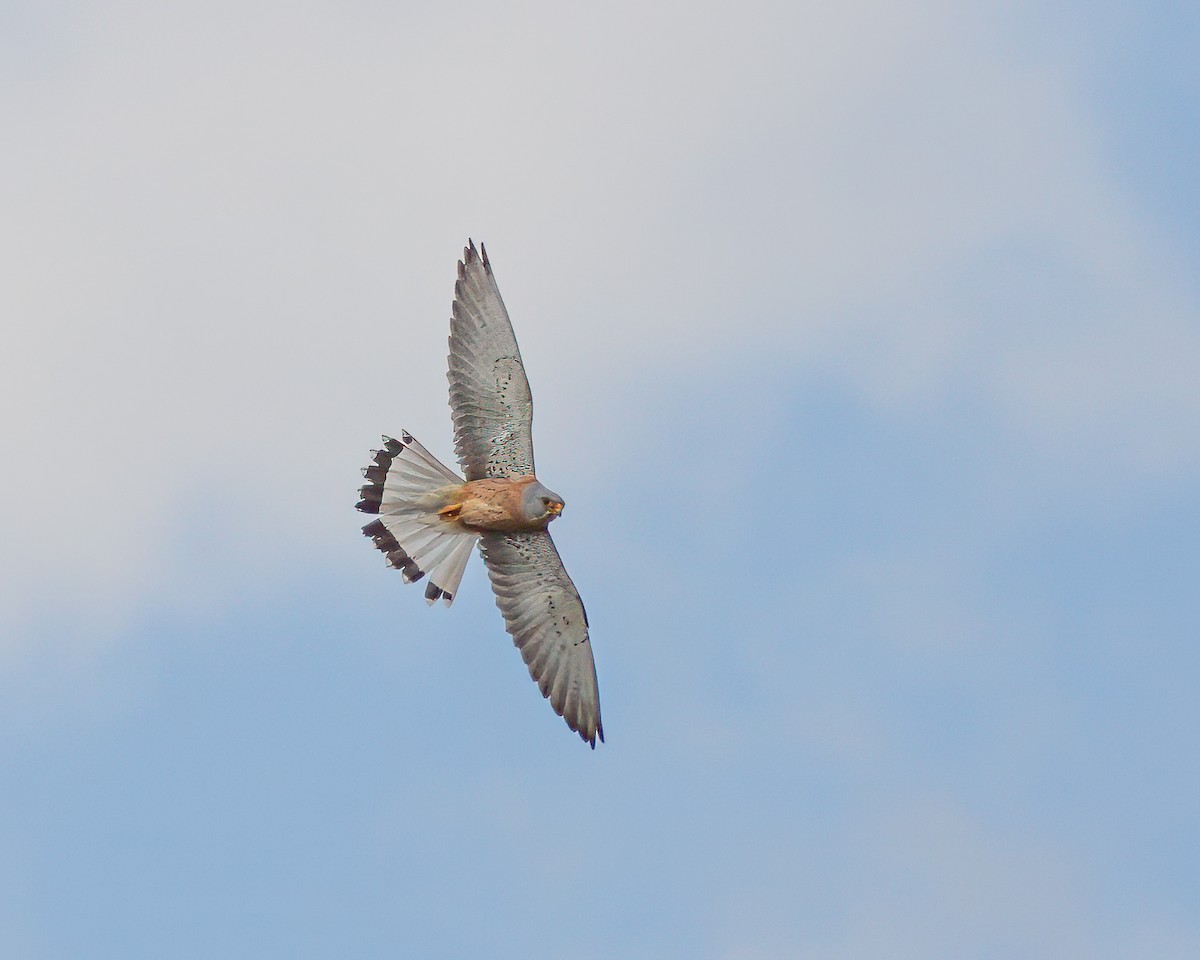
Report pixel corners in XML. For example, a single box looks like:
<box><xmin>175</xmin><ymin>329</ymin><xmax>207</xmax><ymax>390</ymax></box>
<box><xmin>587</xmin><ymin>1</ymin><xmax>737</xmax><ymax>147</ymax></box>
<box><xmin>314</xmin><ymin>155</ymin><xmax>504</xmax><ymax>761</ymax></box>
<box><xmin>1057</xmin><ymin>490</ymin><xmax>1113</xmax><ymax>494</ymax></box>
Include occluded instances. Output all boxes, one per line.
<box><xmin>455</xmin><ymin>476</ymin><xmax>546</xmax><ymax>532</ymax></box>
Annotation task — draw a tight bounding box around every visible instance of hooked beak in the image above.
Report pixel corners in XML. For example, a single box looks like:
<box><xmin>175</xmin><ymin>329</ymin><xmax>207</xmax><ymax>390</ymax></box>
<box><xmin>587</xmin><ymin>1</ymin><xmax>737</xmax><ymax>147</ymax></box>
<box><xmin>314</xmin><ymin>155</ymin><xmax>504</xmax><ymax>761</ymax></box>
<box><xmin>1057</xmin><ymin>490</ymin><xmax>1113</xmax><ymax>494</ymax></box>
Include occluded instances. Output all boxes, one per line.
<box><xmin>547</xmin><ymin>500</ymin><xmax>564</xmax><ymax>516</ymax></box>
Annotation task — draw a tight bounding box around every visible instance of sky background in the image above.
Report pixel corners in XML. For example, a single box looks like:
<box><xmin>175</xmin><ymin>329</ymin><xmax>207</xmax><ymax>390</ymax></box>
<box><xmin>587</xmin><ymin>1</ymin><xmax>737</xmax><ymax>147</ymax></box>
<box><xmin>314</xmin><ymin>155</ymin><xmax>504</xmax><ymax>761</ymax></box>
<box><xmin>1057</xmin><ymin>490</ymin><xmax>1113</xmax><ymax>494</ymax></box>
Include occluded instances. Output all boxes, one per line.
<box><xmin>3</xmin><ymin>1</ymin><xmax>1199</xmax><ymax>957</ymax></box>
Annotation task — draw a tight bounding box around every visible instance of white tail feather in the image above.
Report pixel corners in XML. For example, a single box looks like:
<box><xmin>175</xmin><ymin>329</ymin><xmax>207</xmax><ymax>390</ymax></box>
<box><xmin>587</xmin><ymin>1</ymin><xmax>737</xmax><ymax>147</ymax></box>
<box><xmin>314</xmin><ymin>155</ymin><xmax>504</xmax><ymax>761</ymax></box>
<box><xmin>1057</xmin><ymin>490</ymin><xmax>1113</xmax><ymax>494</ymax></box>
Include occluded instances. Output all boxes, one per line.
<box><xmin>357</xmin><ymin>431</ymin><xmax>479</xmax><ymax>605</ymax></box>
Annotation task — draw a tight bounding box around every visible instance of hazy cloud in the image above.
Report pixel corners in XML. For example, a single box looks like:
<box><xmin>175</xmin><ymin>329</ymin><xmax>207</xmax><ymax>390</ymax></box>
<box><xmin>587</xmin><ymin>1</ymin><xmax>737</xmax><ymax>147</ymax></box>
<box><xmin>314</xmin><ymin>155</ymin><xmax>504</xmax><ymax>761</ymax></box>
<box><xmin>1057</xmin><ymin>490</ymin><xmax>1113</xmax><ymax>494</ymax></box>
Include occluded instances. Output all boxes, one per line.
<box><xmin>5</xmin><ymin>1</ymin><xmax>1197</xmax><ymax>641</ymax></box>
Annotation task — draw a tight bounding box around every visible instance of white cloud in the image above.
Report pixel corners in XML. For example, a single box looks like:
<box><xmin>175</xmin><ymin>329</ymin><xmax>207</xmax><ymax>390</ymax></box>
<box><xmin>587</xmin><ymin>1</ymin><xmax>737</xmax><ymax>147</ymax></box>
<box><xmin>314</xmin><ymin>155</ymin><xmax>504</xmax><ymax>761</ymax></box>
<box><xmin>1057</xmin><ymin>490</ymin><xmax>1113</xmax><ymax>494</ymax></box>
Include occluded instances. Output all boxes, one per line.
<box><xmin>2</xmin><ymin>0</ymin><xmax>1197</xmax><ymax>643</ymax></box>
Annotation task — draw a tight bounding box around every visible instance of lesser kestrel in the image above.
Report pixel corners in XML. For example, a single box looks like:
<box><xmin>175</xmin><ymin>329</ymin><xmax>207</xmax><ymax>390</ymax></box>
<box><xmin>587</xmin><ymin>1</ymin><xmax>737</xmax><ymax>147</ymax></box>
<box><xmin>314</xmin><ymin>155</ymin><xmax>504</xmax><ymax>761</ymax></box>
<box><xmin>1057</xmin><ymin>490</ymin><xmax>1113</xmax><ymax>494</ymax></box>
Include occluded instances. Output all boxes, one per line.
<box><xmin>356</xmin><ymin>241</ymin><xmax>603</xmax><ymax>747</ymax></box>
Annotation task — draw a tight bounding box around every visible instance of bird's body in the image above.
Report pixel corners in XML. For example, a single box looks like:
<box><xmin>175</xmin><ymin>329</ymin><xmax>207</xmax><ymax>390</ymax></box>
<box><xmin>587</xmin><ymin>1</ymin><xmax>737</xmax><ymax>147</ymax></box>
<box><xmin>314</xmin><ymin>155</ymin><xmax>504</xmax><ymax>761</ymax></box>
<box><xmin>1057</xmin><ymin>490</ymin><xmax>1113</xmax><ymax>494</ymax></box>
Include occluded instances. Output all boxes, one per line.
<box><xmin>356</xmin><ymin>242</ymin><xmax>603</xmax><ymax>747</ymax></box>
<box><xmin>435</xmin><ymin>475</ymin><xmax>563</xmax><ymax>533</ymax></box>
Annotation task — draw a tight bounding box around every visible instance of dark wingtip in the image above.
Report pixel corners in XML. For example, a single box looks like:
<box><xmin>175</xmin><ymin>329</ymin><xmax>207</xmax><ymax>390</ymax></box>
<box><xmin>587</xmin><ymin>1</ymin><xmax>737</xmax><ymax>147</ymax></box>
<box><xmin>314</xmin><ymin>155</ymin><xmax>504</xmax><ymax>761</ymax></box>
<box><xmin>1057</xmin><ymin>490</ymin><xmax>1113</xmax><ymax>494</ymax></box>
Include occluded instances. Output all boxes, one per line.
<box><xmin>577</xmin><ymin>718</ymin><xmax>603</xmax><ymax>749</ymax></box>
<box><xmin>461</xmin><ymin>239</ymin><xmax>490</xmax><ymax>274</ymax></box>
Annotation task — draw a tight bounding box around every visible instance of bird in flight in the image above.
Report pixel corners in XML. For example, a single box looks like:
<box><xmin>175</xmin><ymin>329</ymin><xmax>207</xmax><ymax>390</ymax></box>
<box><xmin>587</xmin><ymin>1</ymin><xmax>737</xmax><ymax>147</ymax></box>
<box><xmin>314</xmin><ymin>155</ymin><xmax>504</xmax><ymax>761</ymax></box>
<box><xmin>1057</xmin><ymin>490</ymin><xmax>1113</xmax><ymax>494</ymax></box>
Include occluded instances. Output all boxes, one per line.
<box><xmin>356</xmin><ymin>241</ymin><xmax>603</xmax><ymax>747</ymax></box>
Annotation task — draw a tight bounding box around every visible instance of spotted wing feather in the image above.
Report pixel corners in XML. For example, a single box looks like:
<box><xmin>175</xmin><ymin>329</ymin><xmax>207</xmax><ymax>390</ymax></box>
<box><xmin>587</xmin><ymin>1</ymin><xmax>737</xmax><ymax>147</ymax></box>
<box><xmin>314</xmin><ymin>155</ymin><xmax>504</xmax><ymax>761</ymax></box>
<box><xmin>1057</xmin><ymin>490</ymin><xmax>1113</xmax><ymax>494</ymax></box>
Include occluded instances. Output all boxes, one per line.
<box><xmin>479</xmin><ymin>531</ymin><xmax>603</xmax><ymax>747</ymax></box>
<box><xmin>448</xmin><ymin>241</ymin><xmax>536</xmax><ymax>481</ymax></box>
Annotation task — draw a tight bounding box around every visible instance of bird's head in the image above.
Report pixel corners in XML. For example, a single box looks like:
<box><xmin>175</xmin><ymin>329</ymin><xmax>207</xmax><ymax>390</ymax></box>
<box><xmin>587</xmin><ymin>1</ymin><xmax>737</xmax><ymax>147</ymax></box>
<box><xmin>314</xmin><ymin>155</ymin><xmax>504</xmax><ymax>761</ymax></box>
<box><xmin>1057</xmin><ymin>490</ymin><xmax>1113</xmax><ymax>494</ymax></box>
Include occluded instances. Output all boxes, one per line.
<box><xmin>522</xmin><ymin>480</ymin><xmax>565</xmax><ymax>525</ymax></box>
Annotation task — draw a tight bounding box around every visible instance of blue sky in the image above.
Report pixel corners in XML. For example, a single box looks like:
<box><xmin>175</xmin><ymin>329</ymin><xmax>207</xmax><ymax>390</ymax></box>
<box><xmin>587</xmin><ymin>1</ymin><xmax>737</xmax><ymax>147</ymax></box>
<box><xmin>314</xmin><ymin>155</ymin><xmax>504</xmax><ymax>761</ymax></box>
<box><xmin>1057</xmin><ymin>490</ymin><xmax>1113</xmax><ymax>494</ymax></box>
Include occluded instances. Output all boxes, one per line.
<box><xmin>3</xmin><ymin>2</ymin><xmax>1199</xmax><ymax>957</ymax></box>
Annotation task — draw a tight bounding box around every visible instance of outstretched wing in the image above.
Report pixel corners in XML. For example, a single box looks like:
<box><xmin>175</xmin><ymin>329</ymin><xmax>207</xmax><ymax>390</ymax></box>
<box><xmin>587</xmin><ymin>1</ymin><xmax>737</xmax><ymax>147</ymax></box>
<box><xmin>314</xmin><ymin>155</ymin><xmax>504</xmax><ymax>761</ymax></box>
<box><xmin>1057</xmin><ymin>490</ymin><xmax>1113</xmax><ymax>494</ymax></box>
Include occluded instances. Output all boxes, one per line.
<box><xmin>448</xmin><ymin>241</ymin><xmax>535</xmax><ymax>481</ymax></box>
<box><xmin>479</xmin><ymin>531</ymin><xmax>603</xmax><ymax>747</ymax></box>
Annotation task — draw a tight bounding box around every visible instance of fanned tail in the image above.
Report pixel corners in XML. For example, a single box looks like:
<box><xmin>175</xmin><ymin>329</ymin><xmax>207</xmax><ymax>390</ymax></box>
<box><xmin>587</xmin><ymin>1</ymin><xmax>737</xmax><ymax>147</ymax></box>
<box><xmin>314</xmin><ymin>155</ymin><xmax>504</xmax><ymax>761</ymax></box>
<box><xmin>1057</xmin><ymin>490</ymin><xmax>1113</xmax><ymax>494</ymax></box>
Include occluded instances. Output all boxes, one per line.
<box><xmin>356</xmin><ymin>431</ymin><xmax>479</xmax><ymax>605</ymax></box>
